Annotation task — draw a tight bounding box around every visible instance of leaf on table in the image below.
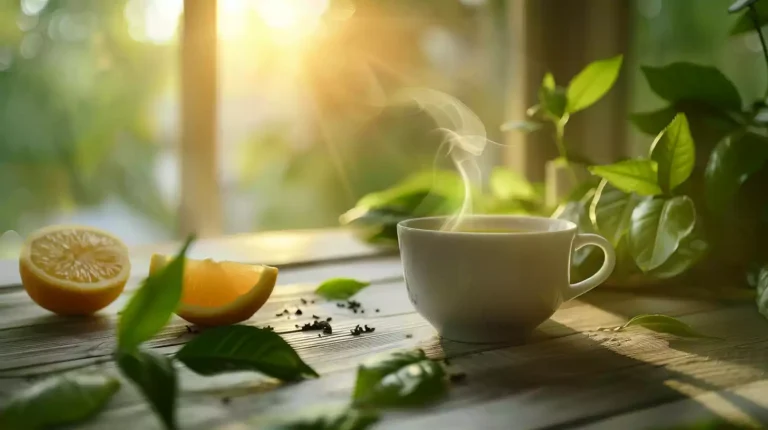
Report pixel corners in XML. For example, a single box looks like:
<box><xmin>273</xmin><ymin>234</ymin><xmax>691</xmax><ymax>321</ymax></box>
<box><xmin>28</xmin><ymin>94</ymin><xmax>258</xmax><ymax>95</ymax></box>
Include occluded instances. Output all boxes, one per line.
<box><xmin>264</xmin><ymin>405</ymin><xmax>379</xmax><ymax>430</ymax></box>
<box><xmin>0</xmin><ymin>373</ymin><xmax>120</xmax><ymax>430</ymax></box>
<box><xmin>650</xmin><ymin>113</ymin><xmax>695</xmax><ymax>193</ymax></box>
<box><xmin>641</xmin><ymin>63</ymin><xmax>742</xmax><ymax>111</ymax></box>
<box><xmin>500</xmin><ymin>120</ymin><xmax>542</xmax><ymax>133</ymax></box>
<box><xmin>628</xmin><ymin>196</ymin><xmax>697</xmax><ymax>272</ymax></box>
<box><xmin>116</xmin><ymin>349</ymin><xmax>177</xmax><ymax>430</ymax></box>
<box><xmin>352</xmin><ymin>349</ymin><xmax>447</xmax><ymax>408</ymax></box>
<box><xmin>589</xmin><ymin>180</ymin><xmax>642</xmax><ymax>247</ymax></box>
<box><xmin>490</xmin><ymin>168</ymin><xmax>538</xmax><ymax>202</ymax></box>
<box><xmin>117</xmin><ymin>235</ymin><xmax>194</xmax><ymax>352</ymax></box>
<box><xmin>630</xmin><ymin>106</ymin><xmax>677</xmax><ymax>136</ymax></box>
<box><xmin>731</xmin><ymin>0</ymin><xmax>768</xmax><ymax>34</ymax></box>
<box><xmin>588</xmin><ymin>159</ymin><xmax>662</xmax><ymax>196</ymax></box>
<box><xmin>566</xmin><ymin>54</ymin><xmax>623</xmax><ymax>114</ymax></box>
<box><xmin>705</xmin><ymin>133</ymin><xmax>768</xmax><ymax>218</ymax></box>
<box><xmin>620</xmin><ymin>314</ymin><xmax>721</xmax><ymax>340</ymax></box>
<box><xmin>176</xmin><ymin>325</ymin><xmax>319</xmax><ymax>381</ymax></box>
<box><xmin>315</xmin><ymin>278</ymin><xmax>371</xmax><ymax>300</ymax></box>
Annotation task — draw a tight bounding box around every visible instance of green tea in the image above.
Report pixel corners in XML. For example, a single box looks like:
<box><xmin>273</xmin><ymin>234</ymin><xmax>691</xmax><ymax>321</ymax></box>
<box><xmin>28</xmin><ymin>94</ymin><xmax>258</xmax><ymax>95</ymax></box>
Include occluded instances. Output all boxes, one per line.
<box><xmin>455</xmin><ymin>227</ymin><xmax>529</xmax><ymax>233</ymax></box>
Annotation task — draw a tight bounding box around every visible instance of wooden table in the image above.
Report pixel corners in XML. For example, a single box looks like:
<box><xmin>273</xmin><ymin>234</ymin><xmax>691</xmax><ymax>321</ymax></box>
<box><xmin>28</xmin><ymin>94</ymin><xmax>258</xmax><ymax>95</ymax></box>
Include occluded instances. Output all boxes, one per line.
<box><xmin>1</xmin><ymin>229</ymin><xmax>768</xmax><ymax>429</ymax></box>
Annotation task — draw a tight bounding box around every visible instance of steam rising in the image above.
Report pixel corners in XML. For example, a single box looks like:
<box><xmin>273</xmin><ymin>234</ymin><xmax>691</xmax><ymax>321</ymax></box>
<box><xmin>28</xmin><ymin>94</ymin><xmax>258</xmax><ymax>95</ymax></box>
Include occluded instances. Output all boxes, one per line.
<box><xmin>390</xmin><ymin>88</ymin><xmax>490</xmax><ymax>231</ymax></box>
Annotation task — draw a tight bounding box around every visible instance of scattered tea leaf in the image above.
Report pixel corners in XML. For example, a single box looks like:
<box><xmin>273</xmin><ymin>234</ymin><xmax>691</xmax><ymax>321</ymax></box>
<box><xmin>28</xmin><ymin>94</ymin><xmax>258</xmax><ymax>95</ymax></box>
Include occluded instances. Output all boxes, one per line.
<box><xmin>116</xmin><ymin>349</ymin><xmax>177</xmax><ymax>429</ymax></box>
<box><xmin>566</xmin><ymin>54</ymin><xmax>623</xmax><ymax>113</ymax></box>
<box><xmin>265</xmin><ymin>405</ymin><xmax>379</xmax><ymax>430</ymax></box>
<box><xmin>353</xmin><ymin>349</ymin><xmax>447</xmax><ymax>408</ymax></box>
<box><xmin>0</xmin><ymin>373</ymin><xmax>120</xmax><ymax>430</ymax></box>
<box><xmin>620</xmin><ymin>314</ymin><xmax>720</xmax><ymax>339</ymax></box>
<box><xmin>176</xmin><ymin>325</ymin><xmax>318</xmax><ymax>381</ymax></box>
<box><xmin>650</xmin><ymin>113</ymin><xmax>695</xmax><ymax>193</ymax></box>
<box><xmin>589</xmin><ymin>159</ymin><xmax>662</xmax><ymax>196</ymax></box>
<box><xmin>117</xmin><ymin>235</ymin><xmax>194</xmax><ymax>352</ymax></box>
<box><xmin>628</xmin><ymin>196</ymin><xmax>696</xmax><ymax>272</ymax></box>
<box><xmin>316</xmin><ymin>278</ymin><xmax>371</xmax><ymax>300</ymax></box>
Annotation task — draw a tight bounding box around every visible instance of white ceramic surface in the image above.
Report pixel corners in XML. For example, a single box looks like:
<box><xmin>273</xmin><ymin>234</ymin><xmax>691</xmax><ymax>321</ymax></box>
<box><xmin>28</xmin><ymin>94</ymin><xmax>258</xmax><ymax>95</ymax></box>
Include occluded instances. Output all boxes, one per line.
<box><xmin>397</xmin><ymin>215</ymin><xmax>616</xmax><ymax>343</ymax></box>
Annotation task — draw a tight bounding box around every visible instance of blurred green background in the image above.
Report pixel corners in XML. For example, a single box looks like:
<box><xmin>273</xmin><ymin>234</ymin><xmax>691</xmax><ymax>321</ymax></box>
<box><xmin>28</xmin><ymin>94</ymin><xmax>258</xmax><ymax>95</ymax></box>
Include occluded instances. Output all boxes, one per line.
<box><xmin>0</xmin><ymin>0</ymin><xmax>763</xmax><ymax>249</ymax></box>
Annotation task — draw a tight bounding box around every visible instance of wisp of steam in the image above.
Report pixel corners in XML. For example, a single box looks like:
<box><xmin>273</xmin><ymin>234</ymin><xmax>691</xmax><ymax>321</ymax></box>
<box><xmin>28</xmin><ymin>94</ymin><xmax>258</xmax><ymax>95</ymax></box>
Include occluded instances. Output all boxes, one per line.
<box><xmin>389</xmin><ymin>88</ymin><xmax>492</xmax><ymax>231</ymax></box>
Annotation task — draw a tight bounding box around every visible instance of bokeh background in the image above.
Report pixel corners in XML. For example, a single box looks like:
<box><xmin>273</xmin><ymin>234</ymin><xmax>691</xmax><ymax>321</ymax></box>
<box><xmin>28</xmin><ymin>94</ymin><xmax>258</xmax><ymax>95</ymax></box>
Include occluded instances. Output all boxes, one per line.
<box><xmin>0</xmin><ymin>0</ymin><xmax>763</xmax><ymax>248</ymax></box>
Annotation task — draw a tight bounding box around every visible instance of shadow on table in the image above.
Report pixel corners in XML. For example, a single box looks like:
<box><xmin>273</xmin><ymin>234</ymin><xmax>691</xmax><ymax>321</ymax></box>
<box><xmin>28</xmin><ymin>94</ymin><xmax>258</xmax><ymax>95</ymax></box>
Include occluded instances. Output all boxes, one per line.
<box><xmin>424</xmin><ymin>319</ymin><xmax>767</xmax><ymax>429</ymax></box>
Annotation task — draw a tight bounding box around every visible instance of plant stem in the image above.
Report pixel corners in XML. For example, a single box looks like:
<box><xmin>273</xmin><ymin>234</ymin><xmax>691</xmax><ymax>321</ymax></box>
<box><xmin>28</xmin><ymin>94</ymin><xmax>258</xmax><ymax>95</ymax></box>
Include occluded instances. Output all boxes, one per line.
<box><xmin>555</xmin><ymin>115</ymin><xmax>578</xmax><ymax>183</ymax></box>
<box><xmin>749</xmin><ymin>4</ymin><xmax>768</xmax><ymax>99</ymax></box>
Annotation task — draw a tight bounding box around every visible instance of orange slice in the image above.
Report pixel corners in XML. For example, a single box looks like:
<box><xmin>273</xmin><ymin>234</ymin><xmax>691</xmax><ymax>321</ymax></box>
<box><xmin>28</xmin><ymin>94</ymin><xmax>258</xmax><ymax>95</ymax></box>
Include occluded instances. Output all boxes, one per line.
<box><xmin>149</xmin><ymin>255</ymin><xmax>278</xmax><ymax>326</ymax></box>
<box><xmin>19</xmin><ymin>225</ymin><xmax>131</xmax><ymax>315</ymax></box>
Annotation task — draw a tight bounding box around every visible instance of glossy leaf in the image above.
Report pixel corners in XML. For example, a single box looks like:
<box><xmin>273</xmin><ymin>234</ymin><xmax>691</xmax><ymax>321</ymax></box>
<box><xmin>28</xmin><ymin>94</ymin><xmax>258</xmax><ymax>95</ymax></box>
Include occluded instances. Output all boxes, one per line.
<box><xmin>630</xmin><ymin>106</ymin><xmax>677</xmax><ymax>136</ymax></box>
<box><xmin>118</xmin><ymin>236</ymin><xmax>194</xmax><ymax>352</ymax></box>
<box><xmin>0</xmin><ymin>374</ymin><xmax>120</xmax><ymax>430</ymax></box>
<box><xmin>628</xmin><ymin>196</ymin><xmax>696</xmax><ymax>272</ymax></box>
<box><xmin>566</xmin><ymin>54</ymin><xmax>623</xmax><ymax>113</ymax></box>
<box><xmin>647</xmin><ymin>234</ymin><xmax>709</xmax><ymax>280</ymax></box>
<box><xmin>731</xmin><ymin>0</ymin><xmax>768</xmax><ymax>34</ymax></box>
<box><xmin>705</xmin><ymin>133</ymin><xmax>768</xmax><ymax>218</ymax></box>
<box><xmin>116</xmin><ymin>349</ymin><xmax>177</xmax><ymax>430</ymax></box>
<box><xmin>265</xmin><ymin>405</ymin><xmax>379</xmax><ymax>430</ymax></box>
<box><xmin>588</xmin><ymin>159</ymin><xmax>662</xmax><ymax>196</ymax></box>
<box><xmin>490</xmin><ymin>168</ymin><xmax>538</xmax><ymax>202</ymax></box>
<box><xmin>538</xmin><ymin>73</ymin><xmax>566</xmax><ymax>119</ymax></box>
<box><xmin>650</xmin><ymin>113</ymin><xmax>695</xmax><ymax>193</ymax></box>
<box><xmin>589</xmin><ymin>180</ymin><xmax>642</xmax><ymax>246</ymax></box>
<box><xmin>755</xmin><ymin>266</ymin><xmax>768</xmax><ymax>319</ymax></box>
<box><xmin>353</xmin><ymin>349</ymin><xmax>447</xmax><ymax>408</ymax></box>
<box><xmin>315</xmin><ymin>278</ymin><xmax>371</xmax><ymax>300</ymax></box>
<box><xmin>729</xmin><ymin>0</ymin><xmax>760</xmax><ymax>13</ymax></box>
<box><xmin>641</xmin><ymin>63</ymin><xmax>742</xmax><ymax>111</ymax></box>
<box><xmin>176</xmin><ymin>325</ymin><xmax>319</xmax><ymax>381</ymax></box>
<box><xmin>621</xmin><ymin>314</ymin><xmax>720</xmax><ymax>339</ymax></box>
<box><xmin>500</xmin><ymin>120</ymin><xmax>542</xmax><ymax>133</ymax></box>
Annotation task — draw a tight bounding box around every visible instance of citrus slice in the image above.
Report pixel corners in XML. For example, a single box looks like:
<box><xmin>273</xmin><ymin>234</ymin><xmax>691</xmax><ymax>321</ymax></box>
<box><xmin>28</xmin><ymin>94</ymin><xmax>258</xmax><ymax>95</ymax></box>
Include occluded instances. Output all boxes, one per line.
<box><xmin>149</xmin><ymin>255</ymin><xmax>278</xmax><ymax>326</ymax></box>
<box><xmin>19</xmin><ymin>225</ymin><xmax>131</xmax><ymax>315</ymax></box>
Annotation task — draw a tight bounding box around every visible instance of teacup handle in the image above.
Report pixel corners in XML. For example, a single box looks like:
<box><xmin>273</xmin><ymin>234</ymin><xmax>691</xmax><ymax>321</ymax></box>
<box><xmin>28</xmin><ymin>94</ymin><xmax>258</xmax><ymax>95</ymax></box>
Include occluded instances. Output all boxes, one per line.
<box><xmin>562</xmin><ymin>233</ymin><xmax>616</xmax><ymax>302</ymax></box>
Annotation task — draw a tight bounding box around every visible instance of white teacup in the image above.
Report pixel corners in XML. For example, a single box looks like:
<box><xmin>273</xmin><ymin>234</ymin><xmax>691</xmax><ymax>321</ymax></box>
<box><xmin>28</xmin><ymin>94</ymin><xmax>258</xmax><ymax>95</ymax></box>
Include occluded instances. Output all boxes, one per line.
<box><xmin>397</xmin><ymin>215</ymin><xmax>616</xmax><ymax>343</ymax></box>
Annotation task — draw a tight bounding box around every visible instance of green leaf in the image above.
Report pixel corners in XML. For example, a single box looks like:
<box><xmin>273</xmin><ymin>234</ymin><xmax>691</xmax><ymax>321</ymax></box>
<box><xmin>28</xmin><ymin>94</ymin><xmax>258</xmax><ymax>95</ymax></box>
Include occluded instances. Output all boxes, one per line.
<box><xmin>630</xmin><ymin>106</ymin><xmax>678</xmax><ymax>136</ymax></box>
<box><xmin>705</xmin><ymin>133</ymin><xmax>768</xmax><ymax>218</ymax></box>
<box><xmin>352</xmin><ymin>349</ymin><xmax>447</xmax><ymax>408</ymax></box>
<box><xmin>729</xmin><ymin>0</ymin><xmax>760</xmax><ymax>13</ymax></box>
<box><xmin>500</xmin><ymin>120</ymin><xmax>542</xmax><ymax>133</ymax></box>
<box><xmin>650</xmin><ymin>113</ymin><xmax>695</xmax><ymax>193</ymax></box>
<box><xmin>0</xmin><ymin>374</ymin><xmax>120</xmax><ymax>430</ymax></box>
<box><xmin>265</xmin><ymin>405</ymin><xmax>379</xmax><ymax>430</ymax></box>
<box><xmin>641</xmin><ymin>63</ymin><xmax>742</xmax><ymax>111</ymax></box>
<box><xmin>588</xmin><ymin>159</ymin><xmax>662</xmax><ymax>196</ymax></box>
<box><xmin>589</xmin><ymin>180</ymin><xmax>642</xmax><ymax>247</ymax></box>
<box><xmin>315</xmin><ymin>278</ymin><xmax>371</xmax><ymax>300</ymax></box>
<box><xmin>566</xmin><ymin>55</ymin><xmax>623</xmax><ymax>113</ymax></box>
<box><xmin>731</xmin><ymin>0</ymin><xmax>768</xmax><ymax>34</ymax></box>
<box><xmin>538</xmin><ymin>73</ymin><xmax>567</xmax><ymax>120</ymax></box>
<box><xmin>620</xmin><ymin>314</ymin><xmax>720</xmax><ymax>339</ymax></box>
<box><xmin>628</xmin><ymin>196</ymin><xmax>697</xmax><ymax>272</ymax></box>
<box><xmin>489</xmin><ymin>168</ymin><xmax>538</xmax><ymax>202</ymax></box>
<box><xmin>755</xmin><ymin>266</ymin><xmax>768</xmax><ymax>319</ymax></box>
<box><xmin>176</xmin><ymin>325</ymin><xmax>318</xmax><ymax>380</ymax></box>
<box><xmin>116</xmin><ymin>349</ymin><xmax>177</xmax><ymax>430</ymax></box>
<box><xmin>647</xmin><ymin>234</ymin><xmax>709</xmax><ymax>280</ymax></box>
<box><xmin>118</xmin><ymin>235</ymin><xmax>194</xmax><ymax>352</ymax></box>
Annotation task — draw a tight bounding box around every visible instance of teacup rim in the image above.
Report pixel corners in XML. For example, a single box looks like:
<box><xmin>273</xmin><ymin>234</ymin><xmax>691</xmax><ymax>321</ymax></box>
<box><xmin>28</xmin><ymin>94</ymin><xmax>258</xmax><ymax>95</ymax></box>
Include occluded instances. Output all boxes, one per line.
<box><xmin>397</xmin><ymin>214</ymin><xmax>577</xmax><ymax>236</ymax></box>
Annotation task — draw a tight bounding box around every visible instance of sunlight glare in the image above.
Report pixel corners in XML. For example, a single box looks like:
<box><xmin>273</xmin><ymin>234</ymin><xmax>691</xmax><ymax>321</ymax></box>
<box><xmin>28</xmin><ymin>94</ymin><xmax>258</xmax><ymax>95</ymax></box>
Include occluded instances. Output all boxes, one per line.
<box><xmin>253</xmin><ymin>0</ymin><xmax>329</xmax><ymax>37</ymax></box>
